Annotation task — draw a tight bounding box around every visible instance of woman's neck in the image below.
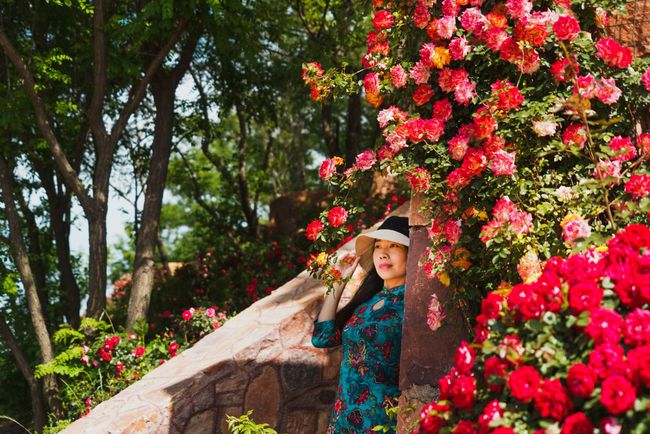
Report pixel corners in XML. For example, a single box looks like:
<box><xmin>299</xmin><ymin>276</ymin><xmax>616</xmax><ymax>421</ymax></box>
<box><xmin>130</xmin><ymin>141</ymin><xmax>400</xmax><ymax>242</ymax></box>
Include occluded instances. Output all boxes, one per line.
<box><xmin>383</xmin><ymin>278</ymin><xmax>405</xmax><ymax>289</ymax></box>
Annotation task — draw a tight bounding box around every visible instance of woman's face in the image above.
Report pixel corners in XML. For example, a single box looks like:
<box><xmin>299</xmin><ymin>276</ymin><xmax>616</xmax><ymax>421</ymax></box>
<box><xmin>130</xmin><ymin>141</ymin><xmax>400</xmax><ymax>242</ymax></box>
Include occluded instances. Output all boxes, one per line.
<box><xmin>372</xmin><ymin>239</ymin><xmax>408</xmax><ymax>288</ymax></box>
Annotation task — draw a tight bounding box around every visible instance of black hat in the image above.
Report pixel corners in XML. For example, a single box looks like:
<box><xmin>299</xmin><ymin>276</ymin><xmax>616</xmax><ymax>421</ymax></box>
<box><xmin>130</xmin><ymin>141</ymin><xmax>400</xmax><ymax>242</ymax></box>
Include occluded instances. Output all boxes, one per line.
<box><xmin>354</xmin><ymin>216</ymin><xmax>410</xmax><ymax>258</ymax></box>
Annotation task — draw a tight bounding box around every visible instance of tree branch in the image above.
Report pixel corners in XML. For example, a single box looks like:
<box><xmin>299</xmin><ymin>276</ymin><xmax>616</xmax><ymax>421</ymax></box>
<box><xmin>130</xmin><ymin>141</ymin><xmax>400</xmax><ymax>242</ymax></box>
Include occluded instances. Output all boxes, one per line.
<box><xmin>107</xmin><ymin>17</ymin><xmax>189</xmax><ymax>148</ymax></box>
<box><xmin>0</xmin><ymin>20</ymin><xmax>94</xmax><ymax>212</ymax></box>
<box><xmin>88</xmin><ymin>0</ymin><xmax>109</xmax><ymax>142</ymax></box>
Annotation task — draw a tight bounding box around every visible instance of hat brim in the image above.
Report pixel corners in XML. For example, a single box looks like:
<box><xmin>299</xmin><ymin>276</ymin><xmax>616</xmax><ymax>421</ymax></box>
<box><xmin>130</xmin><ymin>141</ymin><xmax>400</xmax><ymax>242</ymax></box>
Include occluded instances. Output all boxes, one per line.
<box><xmin>354</xmin><ymin>229</ymin><xmax>410</xmax><ymax>258</ymax></box>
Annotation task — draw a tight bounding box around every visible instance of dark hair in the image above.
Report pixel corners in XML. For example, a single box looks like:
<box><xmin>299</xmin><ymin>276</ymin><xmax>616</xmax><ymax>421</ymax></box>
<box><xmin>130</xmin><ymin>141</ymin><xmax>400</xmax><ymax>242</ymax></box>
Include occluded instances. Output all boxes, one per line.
<box><xmin>334</xmin><ymin>267</ymin><xmax>384</xmax><ymax>330</ymax></box>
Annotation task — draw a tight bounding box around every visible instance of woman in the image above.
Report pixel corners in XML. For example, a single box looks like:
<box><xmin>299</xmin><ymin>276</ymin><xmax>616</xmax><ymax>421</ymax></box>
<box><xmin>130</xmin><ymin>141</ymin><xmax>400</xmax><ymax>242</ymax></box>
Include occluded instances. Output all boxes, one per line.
<box><xmin>312</xmin><ymin>215</ymin><xmax>409</xmax><ymax>434</ymax></box>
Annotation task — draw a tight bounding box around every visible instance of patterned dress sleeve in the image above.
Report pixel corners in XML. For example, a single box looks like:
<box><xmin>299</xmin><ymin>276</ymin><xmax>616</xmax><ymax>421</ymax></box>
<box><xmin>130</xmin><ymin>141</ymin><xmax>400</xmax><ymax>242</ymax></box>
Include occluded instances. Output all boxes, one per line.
<box><xmin>311</xmin><ymin>320</ymin><xmax>342</xmax><ymax>348</ymax></box>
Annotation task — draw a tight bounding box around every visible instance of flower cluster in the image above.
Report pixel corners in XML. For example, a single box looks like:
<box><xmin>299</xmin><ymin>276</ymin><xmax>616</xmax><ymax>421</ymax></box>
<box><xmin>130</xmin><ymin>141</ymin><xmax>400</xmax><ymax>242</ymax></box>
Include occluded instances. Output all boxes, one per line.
<box><xmin>480</xmin><ymin>197</ymin><xmax>533</xmax><ymax>244</ymax></box>
<box><xmin>417</xmin><ymin>224</ymin><xmax>650</xmax><ymax>433</ymax></box>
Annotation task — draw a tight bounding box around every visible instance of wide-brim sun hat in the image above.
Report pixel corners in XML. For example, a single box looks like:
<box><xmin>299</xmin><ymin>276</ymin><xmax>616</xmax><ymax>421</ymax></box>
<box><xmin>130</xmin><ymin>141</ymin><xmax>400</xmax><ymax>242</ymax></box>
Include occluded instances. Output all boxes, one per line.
<box><xmin>355</xmin><ymin>216</ymin><xmax>409</xmax><ymax>271</ymax></box>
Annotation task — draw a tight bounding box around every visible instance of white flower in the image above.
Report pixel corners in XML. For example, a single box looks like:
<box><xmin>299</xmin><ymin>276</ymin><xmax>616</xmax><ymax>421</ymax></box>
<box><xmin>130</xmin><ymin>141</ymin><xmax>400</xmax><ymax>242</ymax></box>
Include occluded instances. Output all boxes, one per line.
<box><xmin>532</xmin><ymin>120</ymin><xmax>557</xmax><ymax>137</ymax></box>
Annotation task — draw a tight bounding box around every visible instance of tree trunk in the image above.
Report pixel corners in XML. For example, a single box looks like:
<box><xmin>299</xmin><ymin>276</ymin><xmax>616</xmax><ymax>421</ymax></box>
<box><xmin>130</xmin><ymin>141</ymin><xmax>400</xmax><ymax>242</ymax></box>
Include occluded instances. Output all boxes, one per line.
<box><xmin>125</xmin><ymin>31</ymin><xmax>199</xmax><ymax>331</ymax></box>
<box><xmin>51</xmin><ymin>194</ymin><xmax>81</xmax><ymax>327</ymax></box>
<box><xmin>126</xmin><ymin>79</ymin><xmax>175</xmax><ymax>331</ymax></box>
<box><xmin>86</xmin><ymin>210</ymin><xmax>107</xmax><ymax>318</ymax></box>
<box><xmin>32</xmin><ymin>160</ymin><xmax>82</xmax><ymax>328</ymax></box>
<box><xmin>235</xmin><ymin>101</ymin><xmax>259</xmax><ymax>237</ymax></box>
<box><xmin>17</xmin><ymin>193</ymin><xmax>51</xmax><ymax>327</ymax></box>
<box><xmin>0</xmin><ymin>156</ymin><xmax>62</xmax><ymax>417</ymax></box>
<box><xmin>0</xmin><ymin>313</ymin><xmax>46</xmax><ymax>433</ymax></box>
<box><xmin>321</xmin><ymin>101</ymin><xmax>339</xmax><ymax>157</ymax></box>
<box><xmin>344</xmin><ymin>91</ymin><xmax>362</xmax><ymax>167</ymax></box>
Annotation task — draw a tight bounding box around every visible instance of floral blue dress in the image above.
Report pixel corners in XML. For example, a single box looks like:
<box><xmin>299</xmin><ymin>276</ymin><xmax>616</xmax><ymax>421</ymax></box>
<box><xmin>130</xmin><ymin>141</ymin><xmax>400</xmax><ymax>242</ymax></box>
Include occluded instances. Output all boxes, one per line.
<box><xmin>312</xmin><ymin>284</ymin><xmax>405</xmax><ymax>434</ymax></box>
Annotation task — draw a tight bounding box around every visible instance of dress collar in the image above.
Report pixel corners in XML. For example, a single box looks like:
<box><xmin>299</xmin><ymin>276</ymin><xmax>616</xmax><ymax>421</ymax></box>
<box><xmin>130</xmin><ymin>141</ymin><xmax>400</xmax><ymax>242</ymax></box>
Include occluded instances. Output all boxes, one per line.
<box><xmin>380</xmin><ymin>283</ymin><xmax>405</xmax><ymax>295</ymax></box>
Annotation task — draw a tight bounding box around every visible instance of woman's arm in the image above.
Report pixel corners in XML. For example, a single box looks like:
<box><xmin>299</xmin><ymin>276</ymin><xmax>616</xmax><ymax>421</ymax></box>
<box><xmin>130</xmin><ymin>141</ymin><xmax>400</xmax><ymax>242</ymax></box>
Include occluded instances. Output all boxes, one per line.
<box><xmin>316</xmin><ymin>253</ymin><xmax>360</xmax><ymax>322</ymax></box>
<box><xmin>311</xmin><ymin>254</ymin><xmax>359</xmax><ymax>348</ymax></box>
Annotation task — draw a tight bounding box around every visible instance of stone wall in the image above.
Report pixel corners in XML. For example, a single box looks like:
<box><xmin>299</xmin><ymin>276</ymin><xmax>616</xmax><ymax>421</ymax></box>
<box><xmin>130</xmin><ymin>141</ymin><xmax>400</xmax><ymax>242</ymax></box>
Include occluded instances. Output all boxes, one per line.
<box><xmin>61</xmin><ymin>267</ymin><xmax>355</xmax><ymax>434</ymax></box>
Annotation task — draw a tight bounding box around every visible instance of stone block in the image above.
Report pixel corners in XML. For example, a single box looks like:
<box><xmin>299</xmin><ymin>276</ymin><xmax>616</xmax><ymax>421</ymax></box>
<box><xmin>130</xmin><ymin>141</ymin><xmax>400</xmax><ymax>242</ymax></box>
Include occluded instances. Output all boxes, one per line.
<box><xmin>214</xmin><ymin>390</ymin><xmax>244</xmax><ymax>407</ymax></box>
<box><xmin>285</xmin><ymin>384</ymin><xmax>337</xmax><ymax>410</ymax></box>
<box><xmin>409</xmin><ymin>192</ymin><xmax>432</xmax><ymax>227</ymax></box>
<box><xmin>279</xmin><ymin>311</ymin><xmax>314</xmax><ymax>349</ymax></box>
<box><xmin>280</xmin><ymin>349</ymin><xmax>323</xmax><ymax>393</ymax></box>
<box><xmin>213</xmin><ymin>364</ymin><xmax>248</xmax><ymax>394</ymax></box>
<box><xmin>244</xmin><ymin>366</ymin><xmax>281</xmax><ymax>428</ymax></box>
<box><xmin>192</xmin><ymin>385</ymin><xmax>215</xmax><ymax>413</ymax></box>
<box><xmin>183</xmin><ymin>409</ymin><xmax>216</xmax><ymax>434</ymax></box>
<box><xmin>218</xmin><ymin>406</ymin><xmax>244</xmax><ymax>434</ymax></box>
<box><xmin>316</xmin><ymin>410</ymin><xmax>331</xmax><ymax>434</ymax></box>
<box><xmin>282</xmin><ymin>410</ymin><xmax>317</xmax><ymax>434</ymax></box>
<box><xmin>322</xmin><ymin>348</ymin><xmax>342</xmax><ymax>381</ymax></box>
<box><xmin>399</xmin><ymin>228</ymin><xmax>470</xmax><ymax>390</ymax></box>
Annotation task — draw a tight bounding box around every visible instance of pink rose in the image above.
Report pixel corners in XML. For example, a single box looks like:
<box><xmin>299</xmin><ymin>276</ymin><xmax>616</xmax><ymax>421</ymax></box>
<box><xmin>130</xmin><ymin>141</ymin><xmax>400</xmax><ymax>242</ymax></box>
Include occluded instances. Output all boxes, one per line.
<box><xmin>319</xmin><ymin>158</ymin><xmax>337</xmax><ymax>181</ymax></box>
<box><xmin>355</xmin><ymin>150</ymin><xmax>376</xmax><ymax>171</ymax></box>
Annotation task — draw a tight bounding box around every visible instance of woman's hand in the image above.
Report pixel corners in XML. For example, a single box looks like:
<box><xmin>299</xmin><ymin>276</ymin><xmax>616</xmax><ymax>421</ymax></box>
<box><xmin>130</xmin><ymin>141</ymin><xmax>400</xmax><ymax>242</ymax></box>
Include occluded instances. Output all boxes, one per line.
<box><xmin>333</xmin><ymin>252</ymin><xmax>360</xmax><ymax>281</ymax></box>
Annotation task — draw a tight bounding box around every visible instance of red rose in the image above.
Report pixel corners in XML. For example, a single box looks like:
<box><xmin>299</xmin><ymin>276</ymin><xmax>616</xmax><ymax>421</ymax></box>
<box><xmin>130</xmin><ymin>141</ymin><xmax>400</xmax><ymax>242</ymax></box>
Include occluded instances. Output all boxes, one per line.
<box><xmin>413</xmin><ymin>84</ymin><xmax>435</xmax><ymax>106</ymax></box>
<box><xmin>319</xmin><ymin>158</ymin><xmax>338</xmax><ymax>180</ymax></box>
<box><xmin>600</xmin><ymin>375</ymin><xmax>636</xmax><ymax>414</ymax></box>
<box><xmin>534</xmin><ymin>379</ymin><xmax>574</xmax><ymax>421</ymax></box>
<box><xmin>453</xmin><ymin>421</ymin><xmax>477</xmax><ymax>434</ymax></box>
<box><xmin>407</xmin><ymin>168</ymin><xmax>431</xmax><ymax>192</ymax></box>
<box><xmin>561</xmin><ymin>412</ymin><xmax>594</xmax><ymax>434</ymax></box>
<box><xmin>595</xmin><ymin>37</ymin><xmax>633</xmax><ymax>68</ymax></box>
<box><xmin>134</xmin><ymin>346</ymin><xmax>146</xmax><ymax>357</ymax></box>
<box><xmin>553</xmin><ymin>15</ymin><xmax>581</xmax><ymax>41</ymax></box>
<box><xmin>624</xmin><ymin>308</ymin><xmax>650</xmax><ymax>347</ymax></box>
<box><xmin>568</xmin><ymin>281</ymin><xmax>603</xmax><ymax>314</ymax></box>
<box><xmin>588</xmin><ymin>343</ymin><xmax>629</xmax><ymax>379</ymax></box>
<box><xmin>419</xmin><ymin>402</ymin><xmax>450</xmax><ymax>434</ymax></box>
<box><xmin>454</xmin><ymin>342</ymin><xmax>476</xmax><ymax>374</ymax></box>
<box><xmin>327</xmin><ymin>206</ymin><xmax>348</xmax><ymax>227</ymax></box>
<box><xmin>567</xmin><ymin>363</ymin><xmax>596</xmax><ymax>398</ymax></box>
<box><xmin>372</xmin><ymin>9</ymin><xmax>394</xmax><ymax>30</ymax></box>
<box><xmin>449</xmin><ymin>374</ymin><xmax>477</xmax><ymax>410</ymax></box>
<box><xmin>305</xmin><ymin>220</ymin><xmax>324</xmax><ymax>241</ymax></box>
<box><xmin>481</xmin><ymin>292</ymin><xmax>504</xmax><ymax>319</ymax></box>
<box><xmin>167</xmin><ymin>341</ymin><xmax>179</xmax><ymax>353</ymax></box>
<box><xmin>626</xmin><ymin>174</ymin><xmax>650</xmax><ymax>199</ymax></box>
<box><xmin>484</xmin><ymin>356</ymin><xmax>509</xmax><ymax>392</ymax></box>
<box><xmin>478</xmin><ymin>400</ymin><xmax>503</xmax><ymax>433</ymax></box>
<box><xmin>492</xmin><ymin>429</ymin><xmax>515</xmax><ymax>434</ymax></box>
<box><xmin>627</xmin><ymin>345</ymin><xmax>650</xmax><ymax>388</ymax></box>
<box><xmin>508</xmin><ymin>365</ymin><xmax>541</xmax><ymax>403</ymax></box>
<box><xmin>363</xmin><ymin>72</ymin><xmax>381</xmax><ymax>95</ymax></box>
<box><xmin>585</xmin><ymin>308</ymin><xmax>623</xmax><ymax>345</ymax></box>
<box><xmin>599</xmin><ymin>417</ymin><xmax>622</xmax><ymax>434</ymax></box>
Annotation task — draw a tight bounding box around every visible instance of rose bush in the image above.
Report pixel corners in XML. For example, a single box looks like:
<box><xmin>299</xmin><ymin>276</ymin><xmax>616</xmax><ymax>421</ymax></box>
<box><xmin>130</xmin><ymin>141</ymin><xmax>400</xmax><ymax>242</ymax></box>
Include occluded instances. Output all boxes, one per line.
<box><xmin>35</xmin><ymin>310</ymin><xmax>229</xmax><ymax>430</ymax></box>
<box><xmin>303</xmin><ymin>0</ymin><xmax>650</xmax><ymax>309</ymax></box>
<box><xmin>302</xmin><ymin>0</ymin><xmax>650</xmax><ymax>430</ymax></box>
<box><xmin>416</xmin><ymin>224</ymin><xmax>650</xmax><ymax>433</ymax></box>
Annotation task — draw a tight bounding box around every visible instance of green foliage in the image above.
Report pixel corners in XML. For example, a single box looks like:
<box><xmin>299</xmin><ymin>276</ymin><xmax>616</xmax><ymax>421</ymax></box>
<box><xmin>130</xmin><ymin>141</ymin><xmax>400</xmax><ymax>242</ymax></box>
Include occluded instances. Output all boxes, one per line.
<box><xmin>226</xmin><ymin>411</ymin><xmax>280</xmax><ymax>434</ymax></box>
